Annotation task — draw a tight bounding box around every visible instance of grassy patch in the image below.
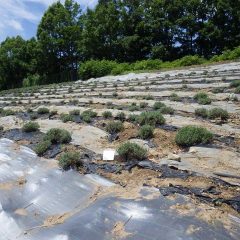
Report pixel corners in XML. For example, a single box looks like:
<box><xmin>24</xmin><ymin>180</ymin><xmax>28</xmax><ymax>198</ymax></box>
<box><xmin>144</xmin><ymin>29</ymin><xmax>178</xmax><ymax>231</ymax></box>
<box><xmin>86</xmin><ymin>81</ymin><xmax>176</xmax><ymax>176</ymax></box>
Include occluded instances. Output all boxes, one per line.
<box><xmin>59</xmin><ymin>152</ymin><xmax>82</xmax><ymax>170</ymax></box>
<box><xmin>22</xmin><ymin>122</ymin><xmax>40</xmax><ymax>132</ymax></box>
<box><xmin>138</xmin><ymin>125</ymin><xmax>154</xmax><ymax>139</ymax></box>
<box><xmin>138</xmin><ymin>111</ymin><xmax>165</xmax><ymax>126</ymax></box>
<box><xmin>106</xmin><ymin>121</ymin><xmax>123</xmax><ymax>134</ymax></box>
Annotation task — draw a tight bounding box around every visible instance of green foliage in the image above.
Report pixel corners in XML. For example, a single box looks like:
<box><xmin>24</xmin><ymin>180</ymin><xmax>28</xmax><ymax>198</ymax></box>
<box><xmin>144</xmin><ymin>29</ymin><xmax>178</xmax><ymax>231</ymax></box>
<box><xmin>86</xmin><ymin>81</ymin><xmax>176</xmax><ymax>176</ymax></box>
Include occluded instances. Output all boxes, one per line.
<box><xmin>81</xmin><ymin>110</ymin><xmax>97</xmax><ymax>122</ymax></box>
<box><xmin>79</xmin><ymin>60</ymin><xmax>117</xmax><ymax>80</ymax></box>
<box><xmin>208</xmin><ymin>108</ymin><xmax>229</xmax><ymax>121</ymax></box>
<box><xmin>37</xmin><ymin>107</ymin><xmax>49</xmax><ymax>114</ymax></box>
<box><xmin>138</xmin><ymin>111</ymin><xmax>165</xmax><ymax>126</ymax></box>
<box><xmin>172</xmin><ymin>55</ymin><xmax>205</xmax><ymax>67</ymax></box>
<box><xmin>60</xmin><ymin>114</ymin><xmax>74</xmax><ymax>123</ymax></box>
<box><xmin>194</xmin><ymin>92</ymin><xmax>212</xmax><ymax>105</ymax></box>
<box><xmin>117</xmin><ymin>142</ymin><xmax>147</xmax><ymax>161</ymax></box>
<box><xmin>175</xmin><ymin>126</ymin><xmax>213</xmax><ymax>147</ymax></box>
<box><xmin>140</xmin><ymin>102</ymin><xmax>148</xmax><ymax>108</ymax></box>
<box><xmin>195</xmin><ymin>108</ymin><xmax>208</xmax><ymax>118</ymax></box>
<box><xmin>69</xmin><ymin>109</ymin><xmax>80</xmax><ymax>116</ymax></box>
<box><xmin>170</xmin><ymin>93</ymin><xmax>181</xmax><ymax>102</ymax></box>
<box><xmin>235</xmin><ymin>86</ymin><xmax>240</xmax><ymax>94</ymax></box>
<box><xmin>116</xmin><ymin>112</ymin><xmax>126</xmax><ymax>122</ymax></box>
<box><xmin>43</xmin><ymin>128</ymin><xmax>72</xmax><ymax>144</ymax></box>
<box><xmin>129</xmin><ymin>105</ymin><xmax>140</xmax><ymax>112</ymax></box>
<box><xmin>106</xmin><ymin>121</ymin><xmax>123</xmax><ymax>134</ymax></box>
<box><xmin>111</xmin><ymin>63</ymin><xmax>131</xmax><ymax>75</ymax></box>
<box><xmin>2</xmin><ymin>109</ymin><xmax>15</xmax><ymax>116</ymax></box>
<box><xmin>128</xmin><ymin>114</ymin><xmax>138</xmax><ymax>122</ymax></box>
<box><xmin>159</xmin><ymin>106</ymin><xmax>174</xmax><ymax>115</ymax></box>
<box><xmin>59</xmin><ymin>151</ymin><xmax>82</xmax><ymax>170</ymax></box>
<box><xmin>138</xmin><ymin>125</ymin><xmax>154</xmax><ymax>139</ymax></box>
<box><xmin>133</xmin><ymin>59</ymin><xmax>162</xmax><ymax>71</ymax></box>
<box><xmin>230</xmin><ymin>80</ymin><xmax>240</xmax><ymax>88</ymax></box>
<box><xmin>35</xmin><ymin>140</ymin><xmax>52</xmax><ymax>156</ymax></box>
<box><xmin>153</xmin><ymin>102</ymin><xmax>166</xmax><ymax>110</ymax></box>
<box><xmin>102</xmin><ymin>111</ymin><xmax>112</xmax><ymax>119</ymax></box>
<box><xmin>22</xmin><ymin>122</ymin><xmax>40</xmax><ymax>132</ymax></box>
<box><xmin>23</xmin><ymin>74</ymin><xmax>41</xmax><ymax>87</ymax></box>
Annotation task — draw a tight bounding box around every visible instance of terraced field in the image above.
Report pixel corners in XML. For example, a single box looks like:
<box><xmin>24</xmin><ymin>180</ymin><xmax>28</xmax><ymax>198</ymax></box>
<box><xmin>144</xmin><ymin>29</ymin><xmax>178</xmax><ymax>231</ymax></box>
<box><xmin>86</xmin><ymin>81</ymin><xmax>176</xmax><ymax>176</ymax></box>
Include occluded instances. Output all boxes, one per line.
<box><xmin>0</xmin><ymin>62</ymin><xmax>239</xmax><ymax>239</ymax></box>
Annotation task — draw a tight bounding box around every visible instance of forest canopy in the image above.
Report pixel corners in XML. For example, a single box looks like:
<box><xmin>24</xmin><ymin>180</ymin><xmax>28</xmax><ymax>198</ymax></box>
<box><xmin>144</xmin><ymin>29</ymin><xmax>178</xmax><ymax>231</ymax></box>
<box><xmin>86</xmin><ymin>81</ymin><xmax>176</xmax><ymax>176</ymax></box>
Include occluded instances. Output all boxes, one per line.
<box><xmin>0</xmin><ymin>0</ymin><xmax>240</xmax><ymax>90</ymax></box>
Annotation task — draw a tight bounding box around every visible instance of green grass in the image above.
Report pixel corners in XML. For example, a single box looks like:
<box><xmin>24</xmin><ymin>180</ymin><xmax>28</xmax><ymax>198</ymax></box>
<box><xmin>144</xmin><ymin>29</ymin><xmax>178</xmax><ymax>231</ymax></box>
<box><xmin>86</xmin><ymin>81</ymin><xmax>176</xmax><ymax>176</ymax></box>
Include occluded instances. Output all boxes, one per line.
<box><xmin>138</xmin><ymin>125</ymin><xmax>154</xmax><ymax>139</ymax></box>
<box><xmin>22</xmin><ymin>122</ymin><xmax>40</xmax><ymax>132</ymax></box>
<box><xmin>43</xmin><ymin>128</ymin><xmax>72</xmax><ymax>144</ymax></box>
<box><xmin>59</xmin><ymin>152</ymin><xmax>82</xmax><ymax>170</ymax></box>
<box><xmin>106</xmin><ymin>121</ymin><xmax>123</xmax><ymax>134</ymax></box>
<box><xmin>138</xmin><ymin>111</ymin><xmax>165</xmax><ymax>126</ymax></box>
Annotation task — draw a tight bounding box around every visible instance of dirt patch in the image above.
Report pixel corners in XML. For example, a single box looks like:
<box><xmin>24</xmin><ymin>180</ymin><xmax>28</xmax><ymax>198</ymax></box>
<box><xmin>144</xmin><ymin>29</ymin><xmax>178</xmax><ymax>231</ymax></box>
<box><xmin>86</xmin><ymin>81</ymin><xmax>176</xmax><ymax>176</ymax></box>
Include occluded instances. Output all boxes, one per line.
<box><xmin>152</xmin><ymin>129</ymin><xmax>180</xmax><ymax>158</ymax></box>
<box><xmin>43</xmin><ymin>213</ymin><xmax>71</xmax><ymax>227</ymax></box>
<box><xmin>112</xmin><ymin>221</ymin><xmax>132</xmax><ymax>239</ymax></box>
<box><xmin>118</xmin><ymin>122</ymin><xmax>138</xmax><ymax>142</ymax></box>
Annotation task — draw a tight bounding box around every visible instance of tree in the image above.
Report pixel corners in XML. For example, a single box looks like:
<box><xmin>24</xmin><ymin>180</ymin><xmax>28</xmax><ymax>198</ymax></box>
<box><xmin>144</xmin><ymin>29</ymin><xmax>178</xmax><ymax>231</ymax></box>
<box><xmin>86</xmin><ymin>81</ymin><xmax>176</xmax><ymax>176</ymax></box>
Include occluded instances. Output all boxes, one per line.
<box><xmin>37</xmin><ymin>0</ymin><xmax>82</xmax><ymax>83</ymax></box>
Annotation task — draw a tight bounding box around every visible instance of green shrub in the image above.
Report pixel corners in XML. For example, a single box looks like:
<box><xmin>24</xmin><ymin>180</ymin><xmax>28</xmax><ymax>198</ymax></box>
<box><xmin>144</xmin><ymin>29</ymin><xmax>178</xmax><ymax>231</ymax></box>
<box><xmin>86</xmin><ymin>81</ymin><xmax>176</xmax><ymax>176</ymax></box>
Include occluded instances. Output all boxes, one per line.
<box><xmin>235</xmin><ymin>86</ymin><xmax>240</xmax><ymax>94</ymax></box>
<box><xmin>143</xmin><ymin>95</ymin><xmax>154</xmax><ymax>100</ymax></box>
<box><xmin>170</xmin><ymin>93</ymin><xmax>181</xmax><ymax>102</ymax></box>
<box><xmin>117</xmin><ymin>142</ymin><xmax>147</xmax><ymax>161</ymax></box>
<box><xmin>212</xmin><ymin>88</ymin><xmax>224</xmax><ymax>94</ymax></box>
<box><xmin>138</xmin><ymin>125</ymin><xmax>154</xmax><ymax>139</ymax></box>
<box><xmin>22</xmin><ymin>122</ymin><xmax>40</xmax><ymax>132</ymax></box>
<box><xmin>140</xmin><ymin>102</ymin><xmax>148</xmax><ymax>108</ymax></box>
<box><xmin>69</xmin><ymin>109</ymin><xmax>80</xmax><ymax>116</ymax></box>
<box><xmin>116</xmin><ymin>112</ymin><xmax>126</xmax><ymax>121</ymax></box>
<box><xmin>79</xmin><ymin>60</ymin><xmax>117</xmax><ymax>80</ymax></box>
<box><xmin>30</xmin><ymin>112</ymin><xmax>38</xmax><ymax>120</ymax></box>
<box><xmin>195</xmin><ymin>108</ymin><xmax>208</xmax><ymax>118</ymax></box>
<box><xmin>175</xmin><ymin>126</ymin><xmax>213</xmax><ymax>147</ymax></box>
<box><xmin>133</xmin><ymin>59</ymin><xmax>162</xmax><ymax>71</ymax></box>
<box><xmin>81</xmin><ymin>110</ymin><xmax>97</xmax><ymax>122</ymax></box>
<box><xmin>230</xmin><ymin>80</ymin><xmax>240</xmax><ymax>88</ymax></box>
<box><xmin>173</xmin><ymin>55</ymin><xmax>205</xmax><ymax>67</ymax></box>
<box><xmin>153</xmin><ymin>102</ymin><xmax>166</xmax><ymax>110</ymax></box>
<box><xmin>60</xmin><ymin>114</ymin><xmax>74</xmax><ymax>123</ymax></box>
<box><xmin>35</xmin><ymin>140</ymin><xmax>52</xmax><ymax>156</ymax></box>
<box><xmin>111</xmin><ymin>63</ymin><xmax>131</xmax><ymax>75</ymax></box>
<box><xmin>128</xmin><ymin>114</ymin><xmax>138</xmax><ymax>122</ymax></box>
<box><xmin>138</xmin><ymin>111</ymin><xmax>165</xmax><ymax>126</ymax></box>
<box><xmin>129</xmin><ymin>105</ymin><xmax>140</xmax><ymax>112</ymax></box>
<box><xmin>208</xmin><ymin>108</ymin><xmax>229</xmax><ymax>121</ymax></box>
<box><xmin>159</xmin><ymin>106</ymin><xmax>174</xmax><ymax>115</ymax></box>
<box><xmin>194</xmin><ymin>92</ymin><xmax>211</xmax><ymax>105</ymax></box>
<box><xmin>2</xmin><ymin>109</ymin><xmax>15</xmax><ymax>116</ymax></box>
<box><xmin>23</xmin><ymin>74</ymin><xmax>41</xmax><ymax>87</ymax></box>
<box><xmin>102</xmin><ymin>111</ymin><xmax>113</xmax><ymax>119</ymax></box>
<box><xmin>59</xmin><ymin>152</ymin><xmax>82</xmax><ymax>170</ymax></box>
<box><xmin>43</xmin><ymin>128</ymin><xmax>72</xmax><ymax>144</ymax></box>
<box><xmin>37</xmin><ymin>107</ymin><xmax>49</xmax><ymax>114</ymax></box>
<box><xmin>106</xmin><ymin>121</ymin><xmax>123</xmax><ymax>134</ymax></box>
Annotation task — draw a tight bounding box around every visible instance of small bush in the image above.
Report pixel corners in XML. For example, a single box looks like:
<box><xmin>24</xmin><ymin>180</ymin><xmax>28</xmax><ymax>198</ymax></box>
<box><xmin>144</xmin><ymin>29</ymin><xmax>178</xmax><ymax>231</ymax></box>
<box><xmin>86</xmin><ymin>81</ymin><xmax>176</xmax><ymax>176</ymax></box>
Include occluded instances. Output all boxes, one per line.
<box><xmin>69</xmin><ymin>109</ymin><xmax>80</xmax><ymax>116</ymax></box>
<box><xmin>111</xmin><ymin>63</ymin><xmax>131</xmax><ymax>75</ymax></box>
<box><xmin>195</xmin><ymin>108</ymin><xmax>208</xmax><ymax>118</ymax></box>
<box><xmin>102</xmin><ymin>111</ymin><xmax>113</xmax><ymax>119</ymax></box>
<box><xmin>106</xmin><ymin>121</ymin><xmax>123</xmax><ymax>134</ymax></box>
<box><xmin>212</xmin><ymin>88</ymin><xmax>224</xmax><ymax>94</ymax></box>
<box><xmin>140</xmin><ymin>102</ymin><xmax>148</xmax><ymax>108</ymax></box>
<box><xmin>153</xmin><ymin>102</ymin><xmax>166</xmax><ymax>110</ymax></box>
<box><xmin>174</xmin><ymin>55</ymin><xmax>205</xmax><ymax>67</ymax></box>
<box><xmin>138</xmin><ymin>111</ymin><xmax>165</xmax><ymax>126</ymax></box>
<box><xmin>170</xmin><ymin>93</ymin><xmax>181</xmax><ymax>102</ymax></box>
<box><xmin>208</xmin><ymin>108</ymin><xmax>229</xmax><ymax>121</ymax></box>
<box><xmin>37</xmin><ymin>107</ymin><xmax>49</xmax><ymax>114</ymax></box>
<box><xmin>143</xmin><ymin>95</ymin><xmax>154</xmax><ymax>100</ymax></box>
<box><xmin>59</xmin><ymin>152</ymin><xmax>82</xmax><ymax>170</ymax></box>
<box><xmin>30</xmin><ymin>112</ymin><xmax>38</xmax><ymax>120</ymax></box>
<box><xmin>81</xmin><ymin>110</ymin><xmax>97</xmax><ymax>123</ymax></box>
<box><xmin>79</xmin><ymin>60</ymin><xmax>117</xmax><ymax>80</ymax></box>
<box><xmin>117</xmin><ymin>142</ymin><xmax>147</xmax><ymax>161</ymax></box>
<box><xmin>128</xmin><ymin>114</ymin><xmax>138</xmax><ymax>122</ymax></box>
<box><xmin>2</xmin><ymin>109</ymin><xmax>15</xmax><ymax>116</ymax></box>
<box><xmin>129</xmin><ymin>105</ymin><xmax>140</xmax><ymax>112</ymax></box>
<box><xmin>138</xmin><ymin>125</ymin><xmax>154</xmax><ymax>139</ymax></box>
<box><xmin>175</xmin><ymin>126</ymin><xmax>213</xmax><ymax>147</ymax></box>
<box><xmin>43</xmin><ymin>128</ymin><xmax>72</xmax><ymax>144</ymax></box>
<box><xmin>194</xmin><ymin>92</ymin><xmax>212</xmax><ymax>105</ymax></box>
<box><xmin>235</xmin><ymin>86</ymin><xmax>240</xmax><ymax>94</ymax></box>
<box><xmin>35</xmin><ymin>140</ymin><xmax>51</xmax><ymax>156</ymax></box>
<box><xmin>60</xmin><ymin>114</ymin><xmax>74</xmax><ymax>123</ymax></box>
<box><xmin>116</xmin><ymin>112</ymin><xmax>126</xmax><ymax>121</ymax></box>
<box><xmin>159</xmin><ymin>106</ymin><xmax>174</xmax><ymax>115</ymax></box>
<box><xmin>0</xmin><ymin>126</ymin><xmax>4</xmax><ymax>131</ymax></box>
<box><xmin>22</xmin><ymin>122</ymin><xmax>40</xmax><ymax>132</ymax></box>
<box><xmin>133</xmin><ymin>59</ymin><xmax>162</xmax><ymax>71</ymax></box>
<box><xmin>230</xmin><ymin>80</ymin><xmax>240</xmax><ymax>88</ymax></box>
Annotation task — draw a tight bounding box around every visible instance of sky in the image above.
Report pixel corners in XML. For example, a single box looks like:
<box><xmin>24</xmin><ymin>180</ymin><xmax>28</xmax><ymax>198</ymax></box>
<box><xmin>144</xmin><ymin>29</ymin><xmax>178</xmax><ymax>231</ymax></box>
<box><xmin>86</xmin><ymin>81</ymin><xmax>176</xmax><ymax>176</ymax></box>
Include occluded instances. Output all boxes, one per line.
<box><xmin>0</xmin><ymin>0</ymin><xmax>98</xmax><ymax>42</ymax></box>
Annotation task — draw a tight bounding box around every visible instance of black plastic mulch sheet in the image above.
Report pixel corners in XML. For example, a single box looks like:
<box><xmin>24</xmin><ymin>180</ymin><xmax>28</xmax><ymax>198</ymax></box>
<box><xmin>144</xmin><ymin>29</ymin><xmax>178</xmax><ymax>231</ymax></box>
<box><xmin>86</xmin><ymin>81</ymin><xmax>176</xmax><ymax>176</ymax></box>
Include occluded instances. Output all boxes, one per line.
<box><xmin>0</xmin><ymin>138</ymin><xmax>239</xmax><ymax>240</ymax></box>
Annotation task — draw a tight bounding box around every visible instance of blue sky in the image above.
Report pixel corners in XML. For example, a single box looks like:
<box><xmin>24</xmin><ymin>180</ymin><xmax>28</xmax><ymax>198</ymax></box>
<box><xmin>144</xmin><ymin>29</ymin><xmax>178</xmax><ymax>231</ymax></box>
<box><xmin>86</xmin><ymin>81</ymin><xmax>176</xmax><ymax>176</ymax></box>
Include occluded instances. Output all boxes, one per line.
<box><xmin>0</xmin><ymin>0</ymin><xmax>98</xmax><ymax>42</ymax></box>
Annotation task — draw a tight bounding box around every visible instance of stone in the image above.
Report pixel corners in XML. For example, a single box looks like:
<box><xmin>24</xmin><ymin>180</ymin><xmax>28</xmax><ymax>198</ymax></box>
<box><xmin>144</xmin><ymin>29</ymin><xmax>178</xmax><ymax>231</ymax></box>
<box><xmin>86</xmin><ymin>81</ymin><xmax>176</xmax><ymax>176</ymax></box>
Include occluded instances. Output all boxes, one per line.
<box><xmin>167</xmin><ymin>153</ymin><xmax>181</xmax><ymax>161</ymax></box>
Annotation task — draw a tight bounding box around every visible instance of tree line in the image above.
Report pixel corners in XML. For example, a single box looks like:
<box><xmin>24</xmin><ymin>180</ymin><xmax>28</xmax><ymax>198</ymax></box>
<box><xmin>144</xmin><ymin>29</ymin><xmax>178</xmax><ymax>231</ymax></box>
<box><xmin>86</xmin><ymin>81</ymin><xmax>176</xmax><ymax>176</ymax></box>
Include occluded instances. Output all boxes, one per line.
<box><xmin>0</xmin><ymin>0</ymin><xmax>240</xmax><ymax>90</ymax></box>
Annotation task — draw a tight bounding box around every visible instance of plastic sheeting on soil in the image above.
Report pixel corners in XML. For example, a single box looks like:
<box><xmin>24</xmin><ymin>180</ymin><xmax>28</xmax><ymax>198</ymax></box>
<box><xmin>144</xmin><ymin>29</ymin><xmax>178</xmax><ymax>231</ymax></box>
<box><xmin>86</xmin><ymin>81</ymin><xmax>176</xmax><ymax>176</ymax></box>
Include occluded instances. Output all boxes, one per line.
<box><xmin>0</xmin><ymin>138</ymin><xmax>240</xmax><ymax>240</ymax></box>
